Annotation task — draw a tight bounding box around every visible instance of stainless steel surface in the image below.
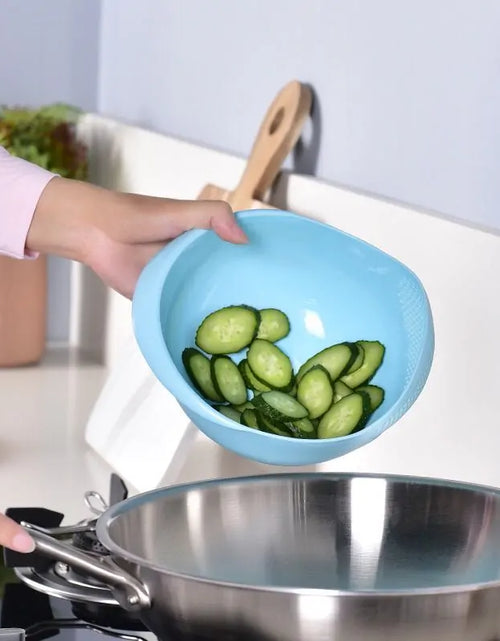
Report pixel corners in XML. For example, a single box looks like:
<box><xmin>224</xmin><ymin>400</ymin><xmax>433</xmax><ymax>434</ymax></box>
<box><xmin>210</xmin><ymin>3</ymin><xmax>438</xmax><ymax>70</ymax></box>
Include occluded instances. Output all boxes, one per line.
<box><xmin>14</xmin><ymin>566</ymin><xmax>119</xmax><ymax>605</ymax></box>
<box><xmin>84</xmin><ymin>490</ymin><xmax>109</xmax><ymax>515</ymax></box>
<box><xmin>25</xmin><ymin>528</ymin><xmax>150</xmax><ymax>610</ymax></box>
<box><xmin>100</xmin><ymin>473</ymin><xmax>500</xmax><ymax>590</ymax></box>
<box><xmin>22</xmin><ymin>473</ymin><xmax>500</xmax><ymax>640</ymax></box>
<box><xmin>23</xmin><ymin>521</ymin><xmax>96</xmax><ymax>537</ymax></box>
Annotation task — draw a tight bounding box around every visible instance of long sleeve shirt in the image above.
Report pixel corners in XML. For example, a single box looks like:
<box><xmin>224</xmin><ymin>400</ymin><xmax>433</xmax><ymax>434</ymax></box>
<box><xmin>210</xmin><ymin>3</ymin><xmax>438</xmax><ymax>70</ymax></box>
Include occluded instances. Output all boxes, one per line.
<box><xmin>0</xmin><ymin>146</ymin><xmax>56</xmax><ymax>258</ymax></box>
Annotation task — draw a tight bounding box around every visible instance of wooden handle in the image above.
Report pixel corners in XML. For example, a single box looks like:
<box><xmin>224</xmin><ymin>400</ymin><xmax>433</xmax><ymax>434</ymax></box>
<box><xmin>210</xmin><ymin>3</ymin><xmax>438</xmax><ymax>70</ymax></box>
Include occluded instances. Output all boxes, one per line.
<box><xmin>228</xmin><ymin>80</ymin><xmax>312</xmax><ymax>211</ymax></box>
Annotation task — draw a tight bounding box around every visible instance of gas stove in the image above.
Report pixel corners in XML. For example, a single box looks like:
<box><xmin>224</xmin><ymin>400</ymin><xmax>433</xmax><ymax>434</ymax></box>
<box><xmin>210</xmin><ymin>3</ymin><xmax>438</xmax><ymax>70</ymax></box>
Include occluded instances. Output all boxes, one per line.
<box><xmin>0</xmin><ymin>579</ymin><xmax>156</xmax><ymax>641</ymax></box>
<box><xmin>0</xmin><ymin>475</ymin><xmax>157</xmax><ymax>641</ymax></box>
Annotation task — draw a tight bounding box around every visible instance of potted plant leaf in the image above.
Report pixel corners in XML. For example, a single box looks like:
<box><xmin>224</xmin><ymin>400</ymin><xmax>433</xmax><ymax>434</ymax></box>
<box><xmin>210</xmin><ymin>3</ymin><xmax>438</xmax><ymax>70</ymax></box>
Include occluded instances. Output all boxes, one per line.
<box><xmin>0</xmin><ymin>103</ymin><xmax>88</xmax><ymax>366</ymax></box>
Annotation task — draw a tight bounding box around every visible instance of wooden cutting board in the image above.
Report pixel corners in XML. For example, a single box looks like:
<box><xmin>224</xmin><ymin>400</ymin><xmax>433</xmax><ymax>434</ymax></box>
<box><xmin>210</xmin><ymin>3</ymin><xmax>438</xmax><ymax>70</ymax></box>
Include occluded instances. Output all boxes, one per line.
<box><xmin>197</xmin><ymin>80</ymin><xmax>312</xmax><ymax>211</ymax></box>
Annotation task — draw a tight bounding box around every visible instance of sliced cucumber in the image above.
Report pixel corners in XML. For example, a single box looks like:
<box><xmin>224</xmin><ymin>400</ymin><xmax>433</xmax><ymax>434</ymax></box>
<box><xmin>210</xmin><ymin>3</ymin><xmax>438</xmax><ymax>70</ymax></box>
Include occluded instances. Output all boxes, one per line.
<box><xmin>351</xmin><ymin>390</ymin><xmax>374</xmax><ymax>433</ymax></box>
<box><xmin>256</xmin><ymin>412</ymin><xmax>294</xmax><ymax>437</ymax></box>
<box><xmin>333</xmin><ymin>380</ymin><xmax>353</xmax><ymax>403</ymax></box>
<box><xmin>217</xmin><ymin>405</ymin><xmax>242</xmax><ymax>423</ymax></box>
<box><xmin>241</xmin><ymin>408</ymin><xmax>260</xmax><ymax>430</ymax></box>
<box><xmin>188</xmin><ymin>305</ymin><xmax>388</xmax><ymax>439</ymax></box>
<box><xmin>247</xmin><ymin>339</ymin><xmax>293</xmax><ymax>390</ymax></box>
<box><xmin>317</xmin><ymin>393</ymin><xmax>369</xmax><ymax>439</ymax></box>
<box><xmin>345</xmin><ymin>343</ymin><xmax>364</xmax><ymax>375</ymax></box>
<box><xmin>234</xmin><ymin>400</ymin><xmax>255</xmax><ymax>412</ymax></box>
<box><xmin>253</xmin><ymin>391</ymin><xmax>308</xmax><ymax>421</ymax></box>
<box><xmin>210</xmin><ymin>355</ymin><xmax>247</xmax><ymax>405</ymax></box>
<box><xmin>195</xmin><ymin>305</ymin><xmax>260</xmax><ymax>355</ymax></box>
<box><xmin>297</xmin><ymin>343</ymin><xmax>353</xmax><ymax>383</ymax></box>
<box><xmin>182</xmin><ymin>348</ymin><xmax>223</xmax><ymax>402</ymax></box>
<box><xmin>256</xmin><ymin>308</ymin><xmax>290</xmax><ymax>342</ymax></box>
<box><xmin>296</xmin><ymin>365</ymin><xmax>333</xmax><ymax>419</ymax></box>
<box><xmin>341</xmin><ymin>341</ymin><xmax>386</xmax><ymax>388</ymax></box>
<box><xmin>289</xmin><ymin>416</ymin><xmax>317</xmax><ymax>439</ymax></box>
<box><xmin>356</xmin><ymin>385</ymin><xmax>385</xmax><ymax>412</ymax></box>
<box><xmin>238</xmin><ymin>359</ymin><xmax>271</xmax><ymax>393</ymax></box>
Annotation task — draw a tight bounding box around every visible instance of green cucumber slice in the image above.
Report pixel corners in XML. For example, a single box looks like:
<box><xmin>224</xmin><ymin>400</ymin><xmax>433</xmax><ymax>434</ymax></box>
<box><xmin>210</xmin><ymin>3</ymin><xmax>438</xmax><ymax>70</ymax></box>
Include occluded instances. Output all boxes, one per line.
<box><xmin>256</xmin><ymin>412</ymin><xmax>294</xmax><ymax>437</ymax></box>
<box><xmin>182</xmin><ymin>348</ymin><xmax>223</xmax><ymax>402</ymax></box>
<box><xmin>238</xmin><ymin>359</ymin><xmax>271</xmax><ymax>393</ymax></box>
<box><xmin>256</xmin><ymin>308</ymin><xmax>290</xmax><ymax>342</ymax></box>
<box><xmin>195</xmin><ymin>305</ymin><xmax>260</xmax><ymax>354</ymax></box>
<box><xmin>356</xmin><ymin>385</ymin><xmax>385</xmax><ymax>412</ymax></box>
<box><xmin>234</xmin><ymin>400</ymin><xmax>255</xmax><ymax>412</ymax></box>
<box><xmin>247</xmin><ymin>339</ymin><xmax>293</xmax><ymax>390</ymax></box>
<box><xmin>333</xmin><ymin>380</ymin><xmax>354</xmax><ymax>403</ymax></box>
<box><xmin>253</xmin><ymin>391</ymin><xmax>308</xmax><ymax>421</ymax></box>
<box><xmin>341</xmin><ymin>341</ymin><xmax>386</xmax><ymax>387</ymax></box>
<box><xmin>296</xmin><ymin>365</ymin><xmax>333</xmax><ymax>419</ymax></box>
<box><xmin>317</xmin><ymin>393</ymin><xmax>368</xmax><ymax>438</ymax></box>
<box><xmin>345</xmin><ymin>343</ymin><xmax>364</xmax><ymax>375</ymax></box>
<box><xmin>210</xmin><ymin>355</ymin><xmax>247</xmax><ymax>405</ymax></box>
<box><xmin>241</xmin><ymin>408</ymin><xmax>260</xmax><ymax>429</ymax></box>
<box><xmin>289</xmin><ymin>417</ymin><xmax>317</xmax><ymax>438</ymax></box>
<box><xmin>351</xmin><ymin>390</ymin><xmax>374</xmax><ymax>433</ymax></box>
<box><xmin>217</xmin><ymin>405</ymin><xmax>242</xmax><ymax>423</ymax></box>
<box><xmin>297</xmin><ymin>343</ymin><xmax>353</xmax><ymax>383</ymax></box>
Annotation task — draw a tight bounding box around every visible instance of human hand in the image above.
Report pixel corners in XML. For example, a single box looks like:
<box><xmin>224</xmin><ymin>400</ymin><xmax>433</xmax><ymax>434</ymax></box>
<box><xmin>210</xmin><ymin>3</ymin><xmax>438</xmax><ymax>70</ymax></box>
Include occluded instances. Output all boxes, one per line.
<box><xmin>27</xmin><ymin>177</ymin><xmax>247</xmax><ymax>298</ymax></box>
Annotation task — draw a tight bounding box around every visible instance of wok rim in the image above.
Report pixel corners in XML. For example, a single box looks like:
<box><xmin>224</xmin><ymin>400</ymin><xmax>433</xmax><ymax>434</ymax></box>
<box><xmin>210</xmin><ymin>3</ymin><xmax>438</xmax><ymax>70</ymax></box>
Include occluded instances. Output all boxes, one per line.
<box><xmin>95</xmin><ymin>471</ymin><xmax>500</xmax><ymax>598</ymax></box>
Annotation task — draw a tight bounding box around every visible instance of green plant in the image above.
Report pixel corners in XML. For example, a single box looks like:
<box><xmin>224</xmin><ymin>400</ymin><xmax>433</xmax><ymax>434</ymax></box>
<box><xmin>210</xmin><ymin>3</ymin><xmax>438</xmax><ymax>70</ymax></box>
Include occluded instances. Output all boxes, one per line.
<box><xmin>0</xmin><ymin>102</ymin><xmax>88</xmax><ymax>180</ymax></box>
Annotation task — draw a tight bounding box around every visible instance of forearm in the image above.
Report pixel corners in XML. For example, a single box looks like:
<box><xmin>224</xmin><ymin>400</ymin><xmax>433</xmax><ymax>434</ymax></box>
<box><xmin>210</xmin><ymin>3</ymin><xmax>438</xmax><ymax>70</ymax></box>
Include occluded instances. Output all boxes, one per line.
<box><xmin>26</xmin><ymin>176</ymin><xmax>123</xmax><ymax>263</ymax></box>
<box><xmin>6</xmin><ymin>156</ymin><xmax>245</xmax><ymax>300</ymax></box>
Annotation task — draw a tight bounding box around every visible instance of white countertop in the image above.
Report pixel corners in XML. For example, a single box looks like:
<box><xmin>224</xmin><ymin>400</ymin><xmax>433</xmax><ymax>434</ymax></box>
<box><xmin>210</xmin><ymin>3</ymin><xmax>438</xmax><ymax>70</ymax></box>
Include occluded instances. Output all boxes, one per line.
<box><xmin>0</xmin><ymin>348</ymin><xmax>114</xmax><ymax>523</ymax></box>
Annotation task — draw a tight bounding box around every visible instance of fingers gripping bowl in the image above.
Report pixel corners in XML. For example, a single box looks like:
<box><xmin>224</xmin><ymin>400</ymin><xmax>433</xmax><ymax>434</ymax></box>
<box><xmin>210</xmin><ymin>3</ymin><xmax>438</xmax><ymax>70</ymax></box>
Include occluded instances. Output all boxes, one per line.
<box><xmin>132</xmin><ymin>209</ymin><xmax>434</xmax><ymax>466</ymax></box>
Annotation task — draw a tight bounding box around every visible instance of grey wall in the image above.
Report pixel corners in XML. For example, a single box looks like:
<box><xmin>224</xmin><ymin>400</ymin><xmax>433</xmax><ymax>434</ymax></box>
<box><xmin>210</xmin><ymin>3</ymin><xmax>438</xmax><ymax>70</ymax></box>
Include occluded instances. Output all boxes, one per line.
<box><xmin>99</xmin><ymin>0</ymin><xmax>500</xmax><ymax>231</ymax></box>
<box><xmin>1</xmin><ymin>0</ymin><xmax>101</xmax><ymax>342</ymax></box>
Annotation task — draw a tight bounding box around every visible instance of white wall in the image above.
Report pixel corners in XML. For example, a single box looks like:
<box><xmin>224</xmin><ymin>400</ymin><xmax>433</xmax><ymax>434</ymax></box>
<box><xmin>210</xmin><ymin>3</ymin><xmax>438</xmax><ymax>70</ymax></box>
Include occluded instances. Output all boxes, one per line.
<box><xmin>98</xmin><ymin>0</ymin><xmax>500</xmax><ymax>232</ymax></box>
<box><xmin>0</xmin><ymin>0</ymin><xmax>101</xmax><ymax>342</ymax></box>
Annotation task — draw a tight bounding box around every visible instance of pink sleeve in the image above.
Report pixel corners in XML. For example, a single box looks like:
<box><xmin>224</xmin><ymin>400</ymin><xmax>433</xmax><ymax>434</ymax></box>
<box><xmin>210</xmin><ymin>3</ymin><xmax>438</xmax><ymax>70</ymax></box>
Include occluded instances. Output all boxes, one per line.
<box><xmin>0</xmin><ymin>146</ymin><xmax>57</xmax><ymax>259</ymax></box>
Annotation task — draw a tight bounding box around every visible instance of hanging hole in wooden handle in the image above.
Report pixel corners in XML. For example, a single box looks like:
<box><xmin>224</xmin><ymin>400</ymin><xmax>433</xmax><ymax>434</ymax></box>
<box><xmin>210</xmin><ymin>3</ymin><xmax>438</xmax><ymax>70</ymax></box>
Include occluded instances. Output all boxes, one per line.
<box><xmin>269</xmin><ymin>107</ymin><xmax>285</xmax><ymax>135</ymax></box>
<box><xmin>229</xmin><ymin>80</ymin><xmax>312</xmax><ymax>210</ymax></box>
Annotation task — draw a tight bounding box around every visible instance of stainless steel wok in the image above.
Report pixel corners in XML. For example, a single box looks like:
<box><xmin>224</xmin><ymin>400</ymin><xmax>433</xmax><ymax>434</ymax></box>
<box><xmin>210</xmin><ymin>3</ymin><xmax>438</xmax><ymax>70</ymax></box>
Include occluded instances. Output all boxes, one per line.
<box><xmin>14</xmin><ymin>473</ymin><xmax>500</xmax><ymax>641</ymax></box>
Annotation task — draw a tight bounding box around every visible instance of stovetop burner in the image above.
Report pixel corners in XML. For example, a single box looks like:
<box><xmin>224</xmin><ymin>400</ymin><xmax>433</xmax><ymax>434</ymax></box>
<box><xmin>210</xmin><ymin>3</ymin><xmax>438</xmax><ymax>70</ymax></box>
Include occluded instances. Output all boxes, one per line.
<box><xmin>0</xmin><ymin>569</ymin><xmax>153</xmax><ymax>641</ymax></box>
<box><xmin>1</xmin><ymin>475</ymin><xmax>155</xmax><ymax>641</ymax></box>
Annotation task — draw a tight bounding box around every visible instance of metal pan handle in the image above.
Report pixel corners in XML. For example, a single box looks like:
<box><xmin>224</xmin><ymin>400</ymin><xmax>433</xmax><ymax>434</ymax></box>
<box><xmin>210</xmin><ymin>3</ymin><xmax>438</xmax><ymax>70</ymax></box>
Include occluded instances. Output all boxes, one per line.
<box><xmin>23</xmin><ymin>527</ymin><xmax>150</xmax><ymax>611</ymax></box>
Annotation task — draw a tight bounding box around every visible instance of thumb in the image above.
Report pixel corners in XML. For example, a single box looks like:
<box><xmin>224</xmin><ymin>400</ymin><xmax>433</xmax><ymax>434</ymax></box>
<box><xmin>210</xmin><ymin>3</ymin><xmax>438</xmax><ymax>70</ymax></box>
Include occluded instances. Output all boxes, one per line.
<box><xmin>198</xmin><ymin>200</ymin><xmax>249</xmax><ymax>244</ymax></box>
<box><xmin>0</xmin><ymin>513</ymin><xmax>35</xmax><ymax>553</ymax></box>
